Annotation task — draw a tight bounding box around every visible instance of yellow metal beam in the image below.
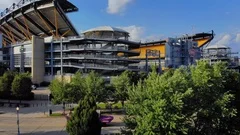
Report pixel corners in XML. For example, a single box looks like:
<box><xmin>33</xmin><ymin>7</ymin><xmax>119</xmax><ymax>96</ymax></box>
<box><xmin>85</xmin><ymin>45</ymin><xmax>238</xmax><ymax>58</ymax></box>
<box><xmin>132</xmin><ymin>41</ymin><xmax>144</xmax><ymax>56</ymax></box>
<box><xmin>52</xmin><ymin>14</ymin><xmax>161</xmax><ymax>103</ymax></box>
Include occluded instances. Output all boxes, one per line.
<box><xmin>40</xmin><ymin>34</ymin><xmax>46</xmax><ymax>38</ymax></box>
<box><xmin>5</xmin><ymin>24</ymin><xmax>16</xmax><ymax>44</ymax></box>
<box><xmin>14</xmin><ymin>20</ymin><xmax>30</xmax><ymax>40</ymax></box>
<box><xmin>2</xmin><ymin>39</ymin><xmax>6</xmax><ymax>46</ymax></box>
<box><xmin>36</xmin><ymin>11</ymin><xmax>56</xmax><ymax>38</ymax></box>
<box><xmin>1</xmin><ymin>26</ymin><xmax>14</xmax><ymax>43</ymax></box>
<box><xmin>22</xmin><ymin>16</ymin><xmax>32</xmax><ymax>40</ymax></box>
<box><xmin>61</xmin><ymin>29</ymin><xmax>70</xmax><ymax>37</ymax></box>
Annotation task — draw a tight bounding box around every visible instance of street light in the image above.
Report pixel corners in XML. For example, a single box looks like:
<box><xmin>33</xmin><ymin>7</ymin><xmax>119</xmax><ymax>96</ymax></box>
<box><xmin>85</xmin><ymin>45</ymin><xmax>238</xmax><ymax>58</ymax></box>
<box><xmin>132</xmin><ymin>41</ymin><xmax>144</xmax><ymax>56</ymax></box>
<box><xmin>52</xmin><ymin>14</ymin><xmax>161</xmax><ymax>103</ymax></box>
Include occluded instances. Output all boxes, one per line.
<box><xmin>16</xmin><ymin>107</ymin><xmax>20</xmax><ymax>135</ymax></box>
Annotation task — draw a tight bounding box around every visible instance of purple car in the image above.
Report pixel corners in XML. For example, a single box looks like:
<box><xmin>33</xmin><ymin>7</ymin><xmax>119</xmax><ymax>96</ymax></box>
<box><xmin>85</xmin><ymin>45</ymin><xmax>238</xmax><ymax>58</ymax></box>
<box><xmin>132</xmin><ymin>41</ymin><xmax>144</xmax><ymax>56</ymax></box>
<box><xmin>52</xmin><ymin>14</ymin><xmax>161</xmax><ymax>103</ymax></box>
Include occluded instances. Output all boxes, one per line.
<box><xmin>66</xmin><ymin>111</ymin><xmax>114</xmax><ymax>125</ymax></box>
<box><xmin>100</xmin><ymin>115</ymin><xmax>114</xmax><ymax>124</ymax></box>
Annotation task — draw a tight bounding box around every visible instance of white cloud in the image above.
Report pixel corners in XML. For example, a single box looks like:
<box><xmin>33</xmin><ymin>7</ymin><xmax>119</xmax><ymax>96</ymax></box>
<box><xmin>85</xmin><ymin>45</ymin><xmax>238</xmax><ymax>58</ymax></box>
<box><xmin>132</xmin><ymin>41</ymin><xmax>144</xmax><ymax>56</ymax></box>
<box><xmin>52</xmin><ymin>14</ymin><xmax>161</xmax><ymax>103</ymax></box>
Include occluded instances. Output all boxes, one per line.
<box><xmin>0</xmin><ymin>0</ymin><xmax>19</xmax><ymax>10</ymax></box>
<box><xmin>214</xmin><ymin>34</ymin><xmax>231</xmax><ymax>45</ymax></box>
<box><xmin>107</xmin><ymin>0</ymin><xmax>133</xmax><ymax>14</ymax></box>
<box><xmin>236</xmin><ymin>34</ymin><xmax>240</xmax><ymax>43</ymax></box>
<box><xmin>119</xmin><ymin>25</ymin><xmax>164</xmax><ymax>42</ymax></box>
<box><xmin>119</xmin><ymin>25</ymin><xmax>144</xmax><ymax>41</ymax></box>
<box><xmin>211</xmin><ymin>33</ymin><xmax>240</xmax><ymax>54</ymax></box>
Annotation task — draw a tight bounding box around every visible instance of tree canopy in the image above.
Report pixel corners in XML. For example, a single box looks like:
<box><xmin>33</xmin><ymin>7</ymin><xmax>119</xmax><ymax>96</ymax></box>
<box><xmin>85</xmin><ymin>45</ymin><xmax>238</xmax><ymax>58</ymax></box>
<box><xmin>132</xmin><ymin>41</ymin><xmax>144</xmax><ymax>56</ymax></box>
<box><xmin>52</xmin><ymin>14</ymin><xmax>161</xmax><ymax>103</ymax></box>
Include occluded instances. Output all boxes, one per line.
<box><xmin>0</xmin><ymin>71</ymin><xmax>16</xmax><ymax>99</ymax></box>
<box><xmin>49</xmin><ymin>71</ymin><xmax>106</xmax><ymax>104</ymax></box>
<box><xmin>11</xmin><ymin>73</ymin><xmax>32</xmax><ymax>100</ymax></box>
<box><xmin>66</xmin><ymin>94</ymin><xmax>101</xmax><ymax>135</ymax></box>
<box><xmin>112</xmin><ymin>70</ymin><xmax>131</xmax><ymax>107</ymax></box>
<box><xmin>123</xmin><ymin>61</ymin><xmax>240</xmax><ymax>135</ymax></box>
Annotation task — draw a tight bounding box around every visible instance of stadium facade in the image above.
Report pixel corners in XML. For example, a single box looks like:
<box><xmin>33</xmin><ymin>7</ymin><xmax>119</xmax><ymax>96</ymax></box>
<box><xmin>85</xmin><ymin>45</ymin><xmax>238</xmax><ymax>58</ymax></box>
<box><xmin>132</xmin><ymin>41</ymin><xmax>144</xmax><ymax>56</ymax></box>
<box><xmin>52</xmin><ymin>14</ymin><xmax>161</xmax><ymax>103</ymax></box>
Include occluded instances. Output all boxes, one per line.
<box><xmin>0</xmin><ymin>0</ymin><xmax>217</xmax><ymax>84</ymax></box>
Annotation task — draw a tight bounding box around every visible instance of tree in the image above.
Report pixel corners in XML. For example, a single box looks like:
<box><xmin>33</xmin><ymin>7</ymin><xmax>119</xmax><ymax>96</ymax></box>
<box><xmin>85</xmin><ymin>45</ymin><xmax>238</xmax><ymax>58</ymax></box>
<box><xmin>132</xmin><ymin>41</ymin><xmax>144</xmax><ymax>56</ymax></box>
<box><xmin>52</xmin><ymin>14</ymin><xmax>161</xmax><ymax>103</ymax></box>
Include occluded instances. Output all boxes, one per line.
<box><xmin>186</xmin><ymin>61</ymin><xmax>240</xmax><ymax>134</ymax></box>
<box><xmin>66</xmin><ymin>72</ymin><xmax>85</xmax><ymax>103</ymax></box>
<box><xmin>66</xmin><ymin>94</ymin><xmax>102</xmax><ymax>135</ymax></box>
<box><xmin>49</xmin><ymin>77</ymin><xmax>69</xmax><ymax>104</ymax></box>
<box><xmin>0</xmin><ymin>71</ymin><xmax>16</xmax><ymax>100</ymax></box>
<box><xmin>123</xmin><ymin>67</ymin><xmax>192</xmax><ymax>135</ymax></box>
<box><xmin>112</xmin><ymin>70</ymin><xmax>131</xmax><ymax>107</ymax></box>
<box><xmin>0</xmin><ymin>62</ymin><xmax>8</xmax><ymax>76</ymax></box>
<box><xmin>49</xmin><ymin>71</ymin><xmax>106</xmax><ymax>104</ymax></box>
<box><xmin>83</xmin><ymin>71</ymin><xmax>106</xmax><ymax>102</ymax></box>
<box><xmin>11</xmin><ymin>73</ymin><xmax>32</xmax><ymax>102</ymax></box>
<box><xmin>123</xmin><ymin>61</ymin><xmax>240</xmax><ymax>134</ymax></box>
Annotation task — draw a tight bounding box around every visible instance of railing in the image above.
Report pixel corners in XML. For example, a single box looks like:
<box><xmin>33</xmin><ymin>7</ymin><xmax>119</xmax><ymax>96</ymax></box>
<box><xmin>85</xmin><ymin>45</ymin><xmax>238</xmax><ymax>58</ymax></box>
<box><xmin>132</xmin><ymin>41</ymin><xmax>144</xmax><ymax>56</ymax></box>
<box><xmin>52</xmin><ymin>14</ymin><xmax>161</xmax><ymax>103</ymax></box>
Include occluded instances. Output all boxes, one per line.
<box><xmin>46</xmin><ymin>62</ymin><xmax>127</xmax><ymax>69</ymax></box>
<box><xmin>45</xmin><ymin>54</ymin><xmax>129</xmax><ymax>60</ymax></box>
<box><xmin>0</xmin><ymin>0</ymin><xmax>41</xmax><ymax>19</ymax></box>
<box><xmin>45</xmin><ymin>46</ymin><xmax>131</xmax><ymax>52</ymax></box>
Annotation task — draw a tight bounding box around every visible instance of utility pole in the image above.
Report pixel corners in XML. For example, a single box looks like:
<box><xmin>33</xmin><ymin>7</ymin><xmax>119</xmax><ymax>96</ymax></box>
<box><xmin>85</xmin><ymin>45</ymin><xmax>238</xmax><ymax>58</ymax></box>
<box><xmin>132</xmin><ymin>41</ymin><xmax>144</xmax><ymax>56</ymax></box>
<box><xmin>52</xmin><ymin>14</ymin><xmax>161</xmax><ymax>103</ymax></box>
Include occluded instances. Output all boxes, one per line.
<box><xmin>20</xmin><ymin>45</ymin><xmax>24</xmax><ymax>73</ymax></box>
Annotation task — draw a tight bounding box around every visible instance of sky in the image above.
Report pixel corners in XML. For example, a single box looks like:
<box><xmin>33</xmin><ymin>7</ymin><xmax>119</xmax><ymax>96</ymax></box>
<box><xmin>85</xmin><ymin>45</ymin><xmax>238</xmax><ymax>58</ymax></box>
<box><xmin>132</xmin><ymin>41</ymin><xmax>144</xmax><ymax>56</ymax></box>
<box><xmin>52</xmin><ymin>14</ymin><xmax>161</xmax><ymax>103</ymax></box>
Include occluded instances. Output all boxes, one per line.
<box><xmin>0</xmin><ymin>0</ymin><xmax>240</xmax><ymax>52</ymax></box>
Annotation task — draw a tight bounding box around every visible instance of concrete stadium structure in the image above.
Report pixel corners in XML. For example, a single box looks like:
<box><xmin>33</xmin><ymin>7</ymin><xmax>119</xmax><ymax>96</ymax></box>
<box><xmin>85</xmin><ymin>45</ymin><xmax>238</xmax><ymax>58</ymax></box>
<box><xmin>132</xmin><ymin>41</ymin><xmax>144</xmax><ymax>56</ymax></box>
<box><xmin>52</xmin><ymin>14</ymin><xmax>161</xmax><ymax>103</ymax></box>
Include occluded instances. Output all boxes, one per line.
<box><xmin>0</xmin><ymin>0</ymin><xmax>215</xmax><ymax>84</ymax></box>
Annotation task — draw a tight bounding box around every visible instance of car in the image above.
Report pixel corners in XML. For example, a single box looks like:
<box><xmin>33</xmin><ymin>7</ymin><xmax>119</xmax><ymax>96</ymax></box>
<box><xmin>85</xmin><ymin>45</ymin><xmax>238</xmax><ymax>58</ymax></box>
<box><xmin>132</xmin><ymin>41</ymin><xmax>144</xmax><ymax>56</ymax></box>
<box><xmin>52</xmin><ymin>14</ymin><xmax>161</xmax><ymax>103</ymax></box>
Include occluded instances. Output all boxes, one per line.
<box><xmin>31</xmin><ymin>84</ymin><xmax>38</xmax><ymax>90</ymax></box>
<box><xmin>100</xmin><ymin>115</ymin><xmax>114</xmax><ymax>125</ymax></box>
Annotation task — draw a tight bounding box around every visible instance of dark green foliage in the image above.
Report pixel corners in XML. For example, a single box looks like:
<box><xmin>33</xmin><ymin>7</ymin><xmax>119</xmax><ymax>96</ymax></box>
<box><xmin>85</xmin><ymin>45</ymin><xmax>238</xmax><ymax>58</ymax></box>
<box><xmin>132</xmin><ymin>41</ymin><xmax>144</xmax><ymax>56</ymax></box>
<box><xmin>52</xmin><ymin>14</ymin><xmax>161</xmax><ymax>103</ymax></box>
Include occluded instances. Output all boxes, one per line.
<box><xmin>124</xmin><ymin>61</ymin><xmax>240</xmax><ymax>134</ymax></box>
<box><xmin>0</xmin><ymin>62</ymin><xmax>8</xmax><ymax>76</ymax></box>
<box><xmin>66</xmin><ymin>95</ymin><xmax>101</xmax><ymax>135</ymax></box>
<box><xmin>11</xmin><ymin>73</ymin><xmax>32</xmax><ymax>100</ymax></box>
<box><xmin>0</xmin><ymin>71</ymin><xmax>16</xmax><ymax>99</ymax></box>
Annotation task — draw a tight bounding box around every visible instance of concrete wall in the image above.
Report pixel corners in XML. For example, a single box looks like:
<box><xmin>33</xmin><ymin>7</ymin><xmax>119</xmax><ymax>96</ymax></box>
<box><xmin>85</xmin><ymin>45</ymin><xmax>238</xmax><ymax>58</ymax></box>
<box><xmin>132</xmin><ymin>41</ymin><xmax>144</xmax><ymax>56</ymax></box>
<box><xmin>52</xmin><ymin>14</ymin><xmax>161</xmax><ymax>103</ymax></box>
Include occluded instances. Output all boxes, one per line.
<box><xmin>31</xmin><ymin>36</ymin><xmax>45</xmax><ymax>84</ymax></box>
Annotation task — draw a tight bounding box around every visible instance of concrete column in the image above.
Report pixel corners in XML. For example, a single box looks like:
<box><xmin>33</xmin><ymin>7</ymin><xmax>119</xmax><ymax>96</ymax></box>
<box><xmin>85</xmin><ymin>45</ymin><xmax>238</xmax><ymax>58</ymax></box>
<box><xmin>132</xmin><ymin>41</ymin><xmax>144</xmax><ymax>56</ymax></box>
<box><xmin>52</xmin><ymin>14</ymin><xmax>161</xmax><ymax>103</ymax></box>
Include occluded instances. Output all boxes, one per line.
<box><xmin>60</xmin><ymin>37</ymin><xmax>63</xmax><ymax>77</ymax></box>
<box><xmin>10</xmin><ymin>46</ymin><xmax>14</xmax><ymax>70</ymax></box>
<box><xmin>51</xmin><ymin>37</ymin><xmax>53</xmax><ymax>76</ymax></box>
<box><xmin>31</xmin><ymin>36</ymin><xmax>44</xmax><ymax>84</ymax></box>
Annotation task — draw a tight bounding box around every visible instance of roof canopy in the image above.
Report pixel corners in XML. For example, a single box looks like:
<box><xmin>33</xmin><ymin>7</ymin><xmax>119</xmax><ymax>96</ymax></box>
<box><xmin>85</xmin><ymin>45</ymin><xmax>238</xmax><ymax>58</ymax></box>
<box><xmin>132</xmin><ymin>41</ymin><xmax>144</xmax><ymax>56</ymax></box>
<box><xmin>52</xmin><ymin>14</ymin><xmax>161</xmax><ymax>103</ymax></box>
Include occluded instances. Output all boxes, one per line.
<box><xmin>83</xmin><ymin>26</ymin><xmax>129</xmax><ymax>40</ymax></box>
<box><xmin>0</xmin><ymin>0</ymin><xmax>79</xmax><ymax>46</ymax></box>
<box><xmin>83</xmin><ymin>26</ymin><xmax>129</xmax><ymax>34</ymax></box>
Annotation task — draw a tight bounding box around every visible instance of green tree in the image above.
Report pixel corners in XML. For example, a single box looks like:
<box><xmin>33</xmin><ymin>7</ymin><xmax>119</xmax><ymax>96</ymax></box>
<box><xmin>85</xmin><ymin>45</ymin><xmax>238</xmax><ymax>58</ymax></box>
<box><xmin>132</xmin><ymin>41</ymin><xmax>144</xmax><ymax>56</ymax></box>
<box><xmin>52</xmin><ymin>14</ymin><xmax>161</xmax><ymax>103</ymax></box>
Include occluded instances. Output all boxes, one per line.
<box><xmin>112</xmin><ymin>70</ymin><xmax>131</xmax><ymax>107</ymax></box>
<box><xmin>186</xmin><ymin>61</ymin><xmax>239</xmax><ymax>134</ymax></box>
<box><xmin>49</xmin><ymin>77</ymin><xmax>69</xmax><ymax>104</ymax></box>
<box><xmin>0</xmin><ymin>62</ymin><xmax>8</xmax><ymax>76</ymax></box>
<box><xmin>124</xmin><ymin>67</ymin><xmax>192</xmax><ymax>135</ymax></box>
<box><xmin>67</xmin><ymin>72</ymin><xmax>85</xmax><ymax>103</ymax></box>
<box><xmin>66</xmin><ymin>94</ymin><xmax>102</xmax><ymax>135</ymax></box>
<box><xmin>11</xmin><ymin>73</ymin><xmax>32</xmax><ymax>102</ymax></box>
<box><xmin>49</xmin><ymin>71</ymin><xmax>106</xmax><ymax>104</ymax></box>
<box><xmin>83</xmin><ymin>71</ymin><xmax>106</xmax><ymax>102</ymax></box>
<box><xmin>123</xmin><ymin>61</ymin><xmax>240</xmax><ymax>134</ymax></box>
<box><xmin>0</xmin><ymin>71</ymin><xmax>16</xmax><ymax>100</ymax></box>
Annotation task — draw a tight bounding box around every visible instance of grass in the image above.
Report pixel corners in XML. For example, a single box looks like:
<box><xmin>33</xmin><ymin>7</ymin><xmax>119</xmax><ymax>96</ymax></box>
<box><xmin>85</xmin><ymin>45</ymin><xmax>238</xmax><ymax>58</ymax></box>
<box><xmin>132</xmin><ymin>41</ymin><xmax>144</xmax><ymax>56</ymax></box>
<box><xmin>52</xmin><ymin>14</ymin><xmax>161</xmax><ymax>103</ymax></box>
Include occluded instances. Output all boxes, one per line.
<box><xmin>50</xmin><ymin>113</ymin><xmax>63</xmax><ymax>117</ymax></box>
<box><xmin>97</xmin><ymin>102</ymin><xmax>123</xmax><ymax>109</ymax></box>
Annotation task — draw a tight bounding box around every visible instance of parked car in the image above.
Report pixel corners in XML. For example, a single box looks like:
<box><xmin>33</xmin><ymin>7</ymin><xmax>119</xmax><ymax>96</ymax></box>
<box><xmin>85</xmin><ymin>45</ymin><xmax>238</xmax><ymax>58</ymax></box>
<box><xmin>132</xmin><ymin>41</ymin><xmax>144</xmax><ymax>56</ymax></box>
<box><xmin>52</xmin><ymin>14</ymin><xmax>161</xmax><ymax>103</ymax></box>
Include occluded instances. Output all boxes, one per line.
<box><xmin>31</xmin><ymin>84</ymin><xmax>39</xmax><ymax>90</ymax></box>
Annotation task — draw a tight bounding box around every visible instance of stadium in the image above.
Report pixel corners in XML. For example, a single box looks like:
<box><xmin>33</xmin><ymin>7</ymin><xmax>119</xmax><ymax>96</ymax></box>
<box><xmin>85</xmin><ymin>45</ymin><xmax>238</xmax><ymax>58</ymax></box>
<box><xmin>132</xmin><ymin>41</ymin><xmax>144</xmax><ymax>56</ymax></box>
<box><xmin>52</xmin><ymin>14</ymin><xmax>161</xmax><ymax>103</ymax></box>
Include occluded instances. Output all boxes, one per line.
<box><xmin>0</xmin><ymin>0</ymin><xmax>219</xmax><ymax>84</ymax></box>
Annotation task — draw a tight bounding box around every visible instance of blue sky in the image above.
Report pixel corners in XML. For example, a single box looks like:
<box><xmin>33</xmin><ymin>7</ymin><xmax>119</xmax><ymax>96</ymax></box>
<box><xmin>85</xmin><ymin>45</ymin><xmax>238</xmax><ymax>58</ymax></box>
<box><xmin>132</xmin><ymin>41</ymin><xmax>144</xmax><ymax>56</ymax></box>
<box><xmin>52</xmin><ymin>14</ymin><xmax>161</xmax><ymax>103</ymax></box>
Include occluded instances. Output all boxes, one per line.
<box><xmin>0</xmin><ymin>0</ymin><xmax>240</xmax><ymax>51</ymax></box>
<box><xmin>66</xmin><ymin>0</ymin><xmax>240</xmax><ymax>51</ymax></box>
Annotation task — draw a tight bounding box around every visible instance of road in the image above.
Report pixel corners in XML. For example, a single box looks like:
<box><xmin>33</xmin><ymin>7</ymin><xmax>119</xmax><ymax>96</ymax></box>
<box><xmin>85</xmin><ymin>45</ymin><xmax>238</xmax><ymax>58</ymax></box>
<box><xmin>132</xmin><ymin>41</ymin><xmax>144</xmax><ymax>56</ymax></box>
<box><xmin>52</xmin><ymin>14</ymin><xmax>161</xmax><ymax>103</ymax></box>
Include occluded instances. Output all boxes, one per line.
<box><xmin>0</xmin><ymin>87</ymin><xmax>124</xmax><ymax>135</ymax></box>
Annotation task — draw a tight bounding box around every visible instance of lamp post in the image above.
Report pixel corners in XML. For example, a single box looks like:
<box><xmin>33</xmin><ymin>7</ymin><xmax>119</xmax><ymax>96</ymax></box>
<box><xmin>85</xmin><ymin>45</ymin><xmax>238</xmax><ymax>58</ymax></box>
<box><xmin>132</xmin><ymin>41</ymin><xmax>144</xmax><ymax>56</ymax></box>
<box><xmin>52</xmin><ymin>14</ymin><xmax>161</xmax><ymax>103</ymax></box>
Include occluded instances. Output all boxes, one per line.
<box><xmin>16</xmin><ymin>107</ymin><xmax>20</xmax><ymax>135</ymax></box>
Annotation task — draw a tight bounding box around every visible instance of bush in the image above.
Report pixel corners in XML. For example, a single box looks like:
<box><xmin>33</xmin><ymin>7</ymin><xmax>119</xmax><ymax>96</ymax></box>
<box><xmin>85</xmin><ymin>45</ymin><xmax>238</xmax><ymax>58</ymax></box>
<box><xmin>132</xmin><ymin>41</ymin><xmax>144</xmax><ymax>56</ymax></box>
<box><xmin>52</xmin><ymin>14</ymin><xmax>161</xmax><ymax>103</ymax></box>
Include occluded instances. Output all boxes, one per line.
<box><xmin>11</xmin><ymin>73</ymin><xmax>32</xmax><ymax>101</ymax></box>
<box><xmin>113</xmin><ymin>106</ymin><xmax>119</xmax><ymax>109</ymax></box>
<box><xmin>66</xmin><ymin>95</ymin><xmax>101</xmax><ymax>135</ymax></box>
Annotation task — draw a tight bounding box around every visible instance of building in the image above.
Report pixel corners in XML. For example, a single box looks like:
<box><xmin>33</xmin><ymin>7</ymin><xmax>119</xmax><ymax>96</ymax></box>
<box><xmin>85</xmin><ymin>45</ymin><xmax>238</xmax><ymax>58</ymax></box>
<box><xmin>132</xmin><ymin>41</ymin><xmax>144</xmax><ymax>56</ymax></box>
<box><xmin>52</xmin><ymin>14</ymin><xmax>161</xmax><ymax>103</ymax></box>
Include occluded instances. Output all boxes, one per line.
<box><xmin>131</xmin><ymin>32</ymin><xmax>214</xmax><ymax>70</ymax></box>
<box><xmin>203</xmin><ymin>44</ymin><xmax>239</xmax><ymax>68</ymax></box>
<box><xmin>0</xmin><ymin>0</ymin><xmax>215</xmax><ymax>84</ymax></box>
